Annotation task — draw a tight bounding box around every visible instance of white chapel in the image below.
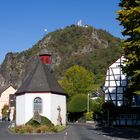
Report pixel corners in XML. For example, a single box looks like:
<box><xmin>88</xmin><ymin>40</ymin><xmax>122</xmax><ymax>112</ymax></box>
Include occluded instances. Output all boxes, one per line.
<box><xmin>15</xmin><ymin>51</ymin><xmax>67</xmax><ymax>126</ymax></box>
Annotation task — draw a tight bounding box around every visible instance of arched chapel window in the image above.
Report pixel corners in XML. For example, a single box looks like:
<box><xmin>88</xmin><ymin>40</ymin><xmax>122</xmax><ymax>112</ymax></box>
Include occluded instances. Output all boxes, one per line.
<box><xmin>34</xmin><ymin>97</ymin><xmax>42</xmax><ymax>113</ymax></box>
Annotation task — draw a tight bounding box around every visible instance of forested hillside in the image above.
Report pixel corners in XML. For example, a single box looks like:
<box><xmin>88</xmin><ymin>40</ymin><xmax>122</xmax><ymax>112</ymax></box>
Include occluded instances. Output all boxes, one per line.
<box><xmin>0</xmin><ymin>25</ymin><xmax>123</xmax><ymax>89</ymax></box>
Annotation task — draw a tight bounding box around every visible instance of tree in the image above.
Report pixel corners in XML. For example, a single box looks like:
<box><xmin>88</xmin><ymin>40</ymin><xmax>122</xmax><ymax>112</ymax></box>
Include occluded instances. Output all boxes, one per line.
<box><xmin>59</xmin><ymin>65</ymin><xmax>95</xmax><ymax>97</ymax></box>
<box><xmin>68</xmin><ymin>94</ymin><xmax>87</xmax><ymax>113</ymax></box>
<box><xmin>2</xmin><ymin>105</ymin><xmax>9</xmax><ymax>119</ymax></box>
<box><xmin>91</xmin><ymin>97</ymin><xmax>104</xmax><ymax>113</ymax></box>
<box><xmin>68</xmin><ymin>94</ymin><xmax>94</xmax><ymax>122</ymax></box>
<box><xmin>68</xmin><ymin>94</ymin><xmax>93</xmax><ymax>112</ymax></box>
<box><xmin>117</xmin><ymin>0</ymin><xmax>140</xmax><ymax>94</ymax></box>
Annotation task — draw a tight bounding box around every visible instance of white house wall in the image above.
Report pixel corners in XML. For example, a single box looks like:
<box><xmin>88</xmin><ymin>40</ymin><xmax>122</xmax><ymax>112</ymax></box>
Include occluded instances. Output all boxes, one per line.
<box><xmin>0</xmin><ymin>86</ymin><xmax>16</xmax><ymax>118</ymax></box>
<box><xmin>103</xmin><ymin>56</ymin><xmax>140</xmax><ymax>126</ymax></box>
<box><xmin>103</xmin><ymin>56</ymin><xmax>127</xmax><ymax>106</ymax></box>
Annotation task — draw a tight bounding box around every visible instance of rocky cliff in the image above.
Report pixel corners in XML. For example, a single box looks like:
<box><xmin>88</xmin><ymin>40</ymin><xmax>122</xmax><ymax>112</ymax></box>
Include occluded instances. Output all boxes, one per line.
<box><xmin>0</xmin><ymin>25</ymin><xmax>122</xmax><ymax>89</ymax></box>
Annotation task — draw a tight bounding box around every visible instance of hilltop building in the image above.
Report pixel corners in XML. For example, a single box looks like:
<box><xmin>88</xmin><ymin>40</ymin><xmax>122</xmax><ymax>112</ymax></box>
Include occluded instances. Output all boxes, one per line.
<box><xmin>103</xmin><ymin>56</ymin><xmax>140</xmax><ymax>126</ymax></box>
<box><xmin>77</xmin><ymin>19</ymin><xmax>88</xmax><ymax>28</ymax></box>
<box><xmin>15</xmin><ymin>50</ymin><xmax>67</xmax><ymax>126</ymax></box>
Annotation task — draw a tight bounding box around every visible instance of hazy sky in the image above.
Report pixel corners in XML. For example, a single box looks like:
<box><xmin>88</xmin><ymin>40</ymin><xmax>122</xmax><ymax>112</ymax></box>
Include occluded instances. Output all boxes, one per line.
<box><xmin>0</xmin><ymin>0</ymin><xmax>122</xmax><ymax>63</ymax></box>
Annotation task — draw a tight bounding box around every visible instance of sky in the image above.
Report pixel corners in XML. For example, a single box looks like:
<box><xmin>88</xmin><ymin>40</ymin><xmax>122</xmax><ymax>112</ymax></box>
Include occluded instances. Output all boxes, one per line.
<box><xmin>0</xmin><ymin>0</ymin><xmax>123</xmax><ymax>64</ymax></box>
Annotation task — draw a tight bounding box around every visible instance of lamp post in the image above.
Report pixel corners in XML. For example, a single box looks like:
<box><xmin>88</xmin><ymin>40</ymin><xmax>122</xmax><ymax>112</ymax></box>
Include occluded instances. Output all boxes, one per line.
<box><xmin>87</xmin><ymin>93</ymin><xmax>90</xmax><ymax>112</ymax></box>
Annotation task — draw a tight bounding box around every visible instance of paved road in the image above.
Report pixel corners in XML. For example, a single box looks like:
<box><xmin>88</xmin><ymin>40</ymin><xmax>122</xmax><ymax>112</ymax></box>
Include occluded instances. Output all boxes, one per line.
<box><xmin>0</xmin><ymin>122</ymin><xmax>140</xmax><ymax>140</ymax></box>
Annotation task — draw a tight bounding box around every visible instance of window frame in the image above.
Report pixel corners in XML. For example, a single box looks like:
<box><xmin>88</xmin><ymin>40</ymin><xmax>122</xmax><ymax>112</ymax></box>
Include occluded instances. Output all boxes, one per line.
<box><xmin>33</xmin><ymin>97</ymin><xmax>42</xmax><ymax>114</ymax></box>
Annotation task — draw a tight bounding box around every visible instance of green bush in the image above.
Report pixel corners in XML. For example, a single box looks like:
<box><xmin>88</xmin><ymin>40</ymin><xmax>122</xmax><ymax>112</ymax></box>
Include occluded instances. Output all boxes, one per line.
<box><xmin>26</xmin><ymin>119</ymin><xmax>40</xmax><ymax>127</ymax></box>
<box><xmin>86</xmin><ymin>112</ymin><xmax>93</xmax><ymax>121</ymax></box>
<box><xmin>40</xmin><ymin>116</ymin><xmax>53</xmax><ymax>126</ymax></box>
<box><xmin>90</xmin><ymin>97</ymin><xmax>104</xmax><ymax>113</ymax></box>
<box><xmin>68</xmin><ymin>94</ymin><xmax>93</xmax><ymax>112</ymax></box>
<box><xmin>26</xmin><ymin>115</ymin><xmax>54</xmax><ymax>127</ymax></box>
<box><xmin>68</xmin><ymin>94</ymin><xmax>87</xmax><ymax>112</ymax></box>
<box><xmin>10</xmin><ymin>116</ymin><xmax>66</xmax><ymax>134</ymax></box>
<box><xmin>54</xmin><ymin>125</ymin><xmax>65</xmax><ymax>132</ymax></box>
<box><xmin>2</xmin><ymin>105</ymin><xmax>9</xmax><ymax>118</ymax></box>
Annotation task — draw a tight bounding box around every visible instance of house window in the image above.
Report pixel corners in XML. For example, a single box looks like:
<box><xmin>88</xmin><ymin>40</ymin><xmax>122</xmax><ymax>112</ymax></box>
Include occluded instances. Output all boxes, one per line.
<box><xmin>34</xmin><ymin>97</ymin><xmax>42</xmax><ymax>113</ymax></box>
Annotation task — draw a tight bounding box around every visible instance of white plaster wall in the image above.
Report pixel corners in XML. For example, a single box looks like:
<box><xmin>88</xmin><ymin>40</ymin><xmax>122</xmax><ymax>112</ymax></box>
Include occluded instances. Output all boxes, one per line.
<box><xmin>16</xmin><ymin>93</ymin><xmax>52</xmax><ymax>125</ymax></box>
<box><xmin>0</xmin><ymin>86</ymin><xmax>16</xmax><ymax>118</ymax></box>
<box><xmin>16</xmin><ymin>93</ymin><xmax>66</xmax><ymax>126</ymax></box>
<box><xmin>25</xmin><ymin>93</ymin><xmax>52</xmax><ymax>123</ymax></box>
<box><xmin>16</xmin><ymin>95</ymin><xmax>25</xmax><ymax>125</ymax></box>
<box><xmin>50</xmin><ymin>94</ymin><xmax>66</xmax><ymax>125</ymax></box>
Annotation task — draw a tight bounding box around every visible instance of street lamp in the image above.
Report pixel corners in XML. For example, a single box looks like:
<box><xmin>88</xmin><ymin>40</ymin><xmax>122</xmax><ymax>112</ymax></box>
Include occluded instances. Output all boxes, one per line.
<box><xmin>87</xmin><ymin>93</ymin><xmax>90</xmax><ymax>112</ymax></box>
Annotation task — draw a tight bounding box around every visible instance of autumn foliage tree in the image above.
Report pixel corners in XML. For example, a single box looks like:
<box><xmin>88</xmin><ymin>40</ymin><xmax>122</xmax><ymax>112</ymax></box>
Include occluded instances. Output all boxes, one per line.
<box><xmin>117</xmin><ymin>0</ymin><xmax>140</xmax><ymax>94</ymax></box>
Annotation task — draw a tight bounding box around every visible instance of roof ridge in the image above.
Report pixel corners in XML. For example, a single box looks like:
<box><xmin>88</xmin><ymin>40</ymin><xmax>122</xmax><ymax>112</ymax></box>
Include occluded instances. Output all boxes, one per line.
<box><xmin>42</xmin><ymin>63</ymin><xmax>51</xmax><ymax>91</ymax></box>
<box><xmin>26</xmin><ymin>58</ymin><xmax>41</xmax><ymax>89</ymax></box>
<box><xmin>0</xmin><ymin>84</ymin><xmax>14</xmax><ymax>93</ymax></box>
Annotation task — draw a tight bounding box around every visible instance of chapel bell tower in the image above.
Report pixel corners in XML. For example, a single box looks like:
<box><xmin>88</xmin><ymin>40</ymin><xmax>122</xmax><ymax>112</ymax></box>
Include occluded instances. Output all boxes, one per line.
<box><xmin>39</xmin><ymin>49</ymin><xmax>51</xmax><ymax>65</ymax></box>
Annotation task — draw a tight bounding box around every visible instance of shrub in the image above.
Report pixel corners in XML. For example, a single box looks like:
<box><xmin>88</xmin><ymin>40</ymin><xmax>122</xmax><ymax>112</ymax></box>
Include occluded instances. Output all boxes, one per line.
<box><xmin>55</xmin><ymin>125</ymin><xmax>66</xmax><ymax>132</ymax></box>
<box><xmin>26</xmin><ymin>119</ymin><xmax>40</xmax><ymax>127</ymax></box>
<box><xmin>18</xmin><ymin>127</ymin><xmax>26</xmax><ymax>134</ymax></box>
<box><xmin>86</xmin><ymin>112</ymin><xmax>93</xmax><ymax>121</ymax></box>
<box><xmin>2</xmin><ymin>105</ymin><xmax>9</xmax><ymax>118</ymax></box>
<box><xmin>49</xmin><ymin>126</ymin><xmax>57</xmax><ymax>132</ymax></box>
<box><xmin>34</xmin><ymin>125</ymin><xmax>57</xmax><ymax>133</ymax></box>
<box><xmin>90</xmin><ymin>97</ymin><xmax>104</xmax><ymax>113</ymax></box>
<box><xmin>15</xmin><ymin>125</ymin><xmax>22</xmax><ymax>133</ymax></box>
<box><xmin>14</xmin><ymin>125</ymin><xmax>33</xmax><ymax>134</ymax></box>
<box><xmin>25</xmin><ymin>125</ymin><xmax>33</xmax><ymax>133</ymax></box>
<box><xmin>11</xmin><ymin>116</ymin><xmax>66</xmax><ymax>134</ymax></box>
<box><xmin>68</xmin><ymin>94</ymin><xmax>93</xmax><ymax>112</ymax></box>
<box><xmin>35</xmin><ymin>127</ymin><xmax>42</xmax><ymax>133</ymax></box>
<box><xmin>40</xmin><ymin>116</ymin><xmax>53</xmax><ymax>126</ymax></box>
<box><xmin>26</xmin><ymin>115</ymin><xmax>54</xmax><ymax>127</ymax></box>
<box><xmin>39</xmin><ymin>125</ymin><xmax>48</xmax><ymax>133</ymax></box>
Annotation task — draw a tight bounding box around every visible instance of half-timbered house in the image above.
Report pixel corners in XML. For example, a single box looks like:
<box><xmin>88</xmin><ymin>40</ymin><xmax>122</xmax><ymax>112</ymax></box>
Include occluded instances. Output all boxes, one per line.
<box><xmin>103</xmin><ymin>56</ymin><xmax>140</xmax><ymax>126</ymax></box>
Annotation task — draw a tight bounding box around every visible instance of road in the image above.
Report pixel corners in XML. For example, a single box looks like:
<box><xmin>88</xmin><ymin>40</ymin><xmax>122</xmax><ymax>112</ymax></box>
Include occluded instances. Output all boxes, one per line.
<box><xmin>0</xmin><ymin>122</ymin><xmax>139</xmax><ymax>140</ymax></box>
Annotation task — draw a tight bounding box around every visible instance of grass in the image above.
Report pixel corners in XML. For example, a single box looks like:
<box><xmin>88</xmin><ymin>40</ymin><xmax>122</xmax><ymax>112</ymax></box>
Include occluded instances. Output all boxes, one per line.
<box><xmin>55</xmin><ymin>125</ymin><xmax>67</xmax><ymax>132</ymax></box>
